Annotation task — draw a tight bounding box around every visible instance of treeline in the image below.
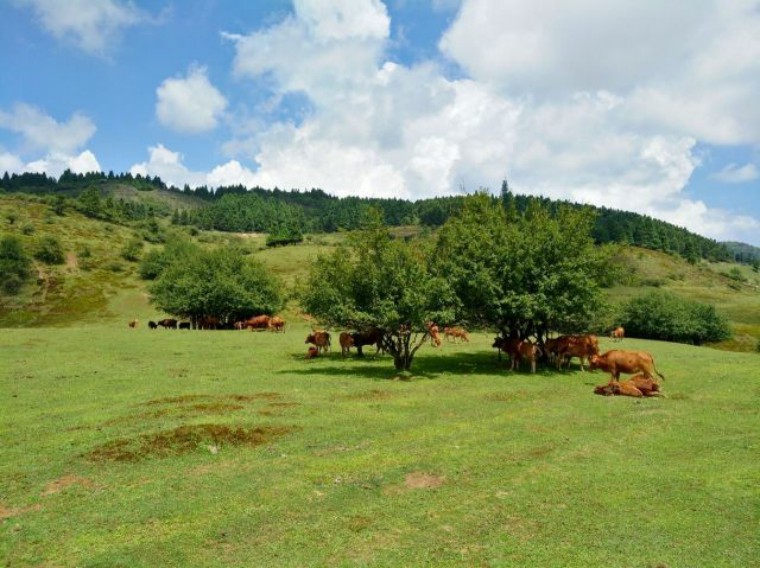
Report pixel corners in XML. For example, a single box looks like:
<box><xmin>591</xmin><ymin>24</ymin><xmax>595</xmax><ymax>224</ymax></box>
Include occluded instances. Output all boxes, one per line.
<box><xmin>0</xmin><ymin>170</ymin><xmax>738</xmax><ymax>263</ymax></box>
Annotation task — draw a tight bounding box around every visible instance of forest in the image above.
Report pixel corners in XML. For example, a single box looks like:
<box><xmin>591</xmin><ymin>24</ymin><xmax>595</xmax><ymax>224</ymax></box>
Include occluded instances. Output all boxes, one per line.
<box><xmin>1</xmin><ymin>170</ymin><xmax>752</xmax><ymax>265</ymax></box>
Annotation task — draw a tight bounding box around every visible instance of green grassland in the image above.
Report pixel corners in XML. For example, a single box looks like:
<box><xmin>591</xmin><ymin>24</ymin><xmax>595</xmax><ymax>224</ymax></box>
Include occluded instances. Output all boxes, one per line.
<box><xmin>1</xmin><ymin>324</ymin><xmax>758</xmax><ymax>567</ymax></box>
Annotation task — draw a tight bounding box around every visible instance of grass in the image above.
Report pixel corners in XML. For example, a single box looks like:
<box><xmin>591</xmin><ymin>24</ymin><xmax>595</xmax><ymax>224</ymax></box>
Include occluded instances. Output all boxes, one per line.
<box><xmin>1</xmin><ymin>324</ymin><xmax>758</xmax><ymax>567</ymax></box>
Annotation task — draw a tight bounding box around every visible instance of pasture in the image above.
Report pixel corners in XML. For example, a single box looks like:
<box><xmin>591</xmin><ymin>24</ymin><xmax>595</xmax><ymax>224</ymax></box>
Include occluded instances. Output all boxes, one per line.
<box><xmin>1</xmin><ymin>323</ymin><xmax>758</xmax><ymax>567</ymax></box>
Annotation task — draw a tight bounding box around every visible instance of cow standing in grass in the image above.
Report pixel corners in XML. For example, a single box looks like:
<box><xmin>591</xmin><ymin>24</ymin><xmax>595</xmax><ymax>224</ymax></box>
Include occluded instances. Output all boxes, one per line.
<box><xmin>306</xmin><ymin>331</ymin><xmax>331</xmax><ymax>354</ymax></box>
<box><xmin>555</xmin><ymin>334</ymin><xmax>599</xmax><ymax>371</ymax></box>
<box><xmin>589</xmin><ymin>350</ymin><xmax>665</xmax><ymax>382</ymax></box>
<box><xmin>610</xmin><ymin>326</ymin><xmax>625</xmax><ymax>342</ymax></box>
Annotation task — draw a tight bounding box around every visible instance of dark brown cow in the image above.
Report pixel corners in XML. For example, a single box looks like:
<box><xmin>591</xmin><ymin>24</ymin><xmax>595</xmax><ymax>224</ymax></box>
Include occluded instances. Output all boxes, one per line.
<box><xmin>198</xmin><ymin>315</ymin><xmax>220</xmax><ymax>330</ymax></box>
<box><xmin>179</xmin><ymin>321</ymin><xmax>191</xmax><ymax>330</ymax></box>
<box><xmin>610</xmin><ymin>326</ymin><xmax>625</xmax><ymax>342</ymax></box>
<box><xmin>157</xmin><ymin>318</ymin><xmax>178</xmax><ymax>329</ymax></box>
<box><xmin>589</xmin><ymin>350</ymin><xmax>665</xmax><ymax>382</ymax></box>
<box><xmin>555</xmin><ymin>334</ymin><xmax>599</xmax><ymax>371</ymax></box>
<box><xmin>246</xmin><ymin>315</ymin><xmax>272</xmax><ymax>331</ymax></box>
<box><xmin>339</xmin><ymin>332</ymin><xmax>354</xmax><ymax>357</ymax></box>
<box><xmin>128</xmin><ymin>319</ymin><xmax>138</xmax><ymax>328</ymax></box>
<box><xmin>148</xmin><ymin>320</ymin><xmax>158</xmax><ymax>329</ymax></box>
<box><xmin>350</xmin><ymin>328</ymin><xmax>385</xmax><ymax>356</ymax></box>
<box><xmin>269</xmin><ymin>316</ymin><xmax>286</xmax><ymax>332</ymax></box>
<box><xmin>543</xmin><ymin>337</ymin><xmax>559</xmax><ymax>364</ymax></box>
<box><xmin>305</xmin><ymin>330</ymin><xmax>331</xmax><ymax>354</ymax></box>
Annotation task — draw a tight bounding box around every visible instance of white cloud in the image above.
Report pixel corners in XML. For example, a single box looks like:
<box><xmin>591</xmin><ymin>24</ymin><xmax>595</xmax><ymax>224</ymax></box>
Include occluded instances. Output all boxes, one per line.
<box><xmin>0</xmin><ymin>103</ymin><xmax>96</xmax><ymax>155</ymax></box>
<box><xmin>156</xmin><ymin>66</ymin><xmax>228</xmax><ymax>134</ymax></box>
<box><xmin>0</xmin><ymin>152</ymin><xmax>24</xmax><ymax>174</ymax></box>
<box><xmin>16</xmin><ymin>0</ymin><xmax>149</xmax><ymax>56</ymax></box>
<box><xmin>25</xmin><ymin>150</ymin><xmax>101</xmax><ymax>177</ymax></box>
<box><xmin>712</xmin><ymin>163</ymin><xmax>759</xmax><ymax>184</ymax></box>
<box><xmin>130</xmin><ymin>144</ymin><xmax>207</xmax><ymax>188</ymax></box>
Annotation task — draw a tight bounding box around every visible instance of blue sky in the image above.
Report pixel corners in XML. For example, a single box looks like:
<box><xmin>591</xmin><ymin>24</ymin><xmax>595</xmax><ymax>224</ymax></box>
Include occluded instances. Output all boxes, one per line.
<box><xmin>1</xmin><ymin>0</ymin><xmax>759</xmax><ymax>245</ymax></box>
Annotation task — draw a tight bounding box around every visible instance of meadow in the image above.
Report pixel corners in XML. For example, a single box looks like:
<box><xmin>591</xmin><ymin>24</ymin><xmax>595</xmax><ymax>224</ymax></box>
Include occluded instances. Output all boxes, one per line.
<box><xmin>2</xmin><ymin>321</ymin><xmax>758</xmax><ymax>567</ymax></box>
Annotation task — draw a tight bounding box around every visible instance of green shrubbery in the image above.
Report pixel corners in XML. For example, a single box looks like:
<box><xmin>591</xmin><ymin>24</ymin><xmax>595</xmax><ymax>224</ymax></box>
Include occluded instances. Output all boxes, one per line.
<box><xmin>33</xmin><ymin>235</ymin><xmax>65</xmax><ymax>265</ymax></box>
<box><xmin>0</xmin><ymin>235</ymin><xmax>32</xmax><ymax>294</ymax></box>
<box><xmin>621</xmin><ymin>290</ymin><xmax>732</xmax><ymax>345</ymax></box>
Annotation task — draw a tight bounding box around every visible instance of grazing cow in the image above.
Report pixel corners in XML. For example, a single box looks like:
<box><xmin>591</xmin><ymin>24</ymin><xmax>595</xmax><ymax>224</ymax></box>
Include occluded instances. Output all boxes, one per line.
<box><xmin>589</xmin><ymin>350</ymin><xmax>665</xmax><ymax>382</ymax></box>
<box><xmin>270</xmin><ymin>316</ymin><xmax>286</xmax><ymax>333</ymax></box>
<box><xmin>148</xmin><ymin>321</ymin><xmax>158</xmax><ymax>330</ymax></box>
<box><xmin>198</xmin><ymin>315</ymin><xmax>220</xmax><ymax>330</ymax></box>
<box><xmin>157</xmin><ymin>318</ymin><xmax>178</xmax><ymax>329</ymax></box>
<box><xmin>306</xmin><ymin>346</ymin><xmax>320</xmax><ymax>359</ymax></box>
<box><xmin>179</xmin><ymin>321</ymin><xmax>191</xmax><ymax>330</ymax></box>
<box><xmin>497</xmin><ymin>337</ymin><xmax>541</xmax><ymax>373</ymax></box>
<box><xmin>305</xmin><ymin>330</ymin><xmax>331</xmax><ymax>354</ymax></box>
<box><xmin>492</xmin><ymin>336</ymin><xmax>512</xmax><ymax>361</ymax></box>
<box><xmin>610</xmin><ymin>326</ymin><xmax>625</xmax><ymax>342</ymax></box>
<box><xmin>555</xmin><ymin>334</ymin><xmax>599</xmax><ymax>371</ymax></box>
<box><xmin>543</xmin><ymin>337</ymin><xmax>559</xmax><ymax>364</ymax></box>
<box><xmin>339</xmin><ymin>332</ymin><xmax>354</xmax><ymax>357</ymax></box>
<box><xmin>444</xmin><ymin>326</ymin><xmax>469</xmax><ymax>343</ymax></box>
<box><xmin>246</xmin><ymin>315</ymin><xmax>272</xmax><ymax>331</ymax></box>
<box><xmin>350</xmin><ymin>328</ymin><xmax>386</xmax><ymax>356</ymax></box>
<box><xmin>128</xmin><ymin>319</ymin><xmax>138</xmax><ymax>328</ymax></box>
<box><xmin>426</xmin><ymin>322</ymin><xmax>442</xmax><ymax>347</ymax></box>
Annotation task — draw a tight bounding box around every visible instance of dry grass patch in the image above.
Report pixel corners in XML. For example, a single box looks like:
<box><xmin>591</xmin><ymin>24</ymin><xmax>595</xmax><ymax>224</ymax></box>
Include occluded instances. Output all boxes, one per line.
<box><xmin>41</xmin><ymin>475</ymin><xmax>95</xmax><ymax>496</ymax></box>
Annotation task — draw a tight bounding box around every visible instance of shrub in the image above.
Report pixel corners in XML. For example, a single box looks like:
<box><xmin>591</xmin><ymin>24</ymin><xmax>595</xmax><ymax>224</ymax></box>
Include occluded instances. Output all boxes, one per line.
<box><xmin>121</xmin><ymin>238</ymin><xmax>144</xmax><ymax>262</ymax></box>
<box><xmin>0</xmin><ymin>235</ymin><xmax>32</xmax><ymax>294</ymax></box>
<box><xmin>21</xmin><ymin>223</ymin><xmax>35</xmax><ymax>235</ymax></box>
<box><xmin>33</xmin><ymin>235</ymin><xmax>65</xmax><ymax>265</ymax></box>
<box><xmin>621</xmin><ymin>290</ymin><xmax>732</xmax><ymax>345</ymax></box>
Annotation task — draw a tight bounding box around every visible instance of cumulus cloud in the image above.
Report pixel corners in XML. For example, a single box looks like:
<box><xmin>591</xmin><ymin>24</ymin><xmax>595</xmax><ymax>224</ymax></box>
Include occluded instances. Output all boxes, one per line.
<box><xmin>0</xmin><ymin>104</ymin><xmax>101</xmax><ymax>177</ymax></box>
<box><xmin>130</xmin><ymin>144</ymin><xmax>207</xmax><ymax>187</ymax></box>
<box><xmin>156</xmin><ymin>66</ymin><xmax>228</xmax><ymax>134</ymax></box>
<box><xmin>15</xmin><ymin>0</ymin><xmax>150</xmax><ymax>56</ymax></box>
<box><xmin>711</xmin><ymin>163</ymin><xmax>759</xmax><ymax>184</ymax></box>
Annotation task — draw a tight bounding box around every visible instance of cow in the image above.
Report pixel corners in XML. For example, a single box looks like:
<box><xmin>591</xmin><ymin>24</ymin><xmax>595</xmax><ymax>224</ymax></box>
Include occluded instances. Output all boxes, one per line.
<box><xmin>157</xmin><ymin>318</ymin><xmax>178</xmax><ymax>329</ymax></box>
<box><xmin>198</xmin><ymin>315</ymin><xmax>220</xmax><ymax>330</ymax></box>
<box><xmin>589</xmin><ymin>350</ymin><xmax>665</xmax><ymax>382</ymax></box>
<box><xmin>305</xmin><ymin>330</ymin><xmax>331</xmax><ymax>354</ymax></box>
<box><xmin>233</xmin><ymin>321</ymin><xmax>246</xmax><ymax>330</ymax></box>
<box><xmin>350</xmin><ymin>328</ymin><xmax>385</xmax><ymax>356</ymax></box>
<box><xmin>426</xmin><ymin>322</ymin><xmax>442</xmax><ymax>347</ymax></box>
<box><xmin>496</xmin><ymin>337</ymin><xmax>541</xmax><ymax>373</ymax></box>
<box><xmin>246</xmin><ymin>315</ymin><xmax>272</xmax><ymax>331</ymax></box>
<box><xmin>594</xmin><ymin>375</ymin><xmax>663</xmax><ymax>398</ymax></box>
<box><xmin>610</xmin><ymin>326</ymin><xmax>625</xmax><ymax>342</ymax></box>
<box><xmin>543</xmin><ymin>337</ymin><xmax>559</xmax><ymax>364</ymax></box>
<box><xmin>444</xmin><ymin>326</ymin><xmax>469</xmax><ymax>343</ymax></box>
<box><xmin>339</xmin><ymin>332</ymin><xmax>354</xmax><ymax>357</ymax></box>
<box><xmin>270</xmin><ymin>316</ymin><xmax>286</xmax><ymax>333</ymax></box>
<box><xmin>306</xmin><ymin>346</ymin><xmax>320</xmax><ymax>359</ymax></box>
<box><xmin>492</xmin><ymin>336</ymin><xmax>512</xmax><ymax>361</ymax></box>
<box><xmin>128</xmin><ymin>319</ymin><xmax>138</xmax><ymax>328</ymax></box>
<box><xmin>179</xmin><ymin>321</ymin><xmax>191</xmax><ymax>330</ymax></box>
<box><xmin>555</xmin><ymin>334</ymin><xmax>599</xmax><ymax>371</ymax></box>
<box><xmin>148</xmin><ymin>321</ymin><xmax>158</xmax><ymax>330</ymax></box>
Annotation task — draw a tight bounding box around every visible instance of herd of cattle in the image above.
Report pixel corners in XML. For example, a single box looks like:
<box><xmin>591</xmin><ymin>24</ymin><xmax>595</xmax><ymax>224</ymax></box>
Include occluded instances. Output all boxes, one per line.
<box><xmin>130</xmin><ymin>316</ymin><xmax>664</xmax><ymax>397</ymax></box>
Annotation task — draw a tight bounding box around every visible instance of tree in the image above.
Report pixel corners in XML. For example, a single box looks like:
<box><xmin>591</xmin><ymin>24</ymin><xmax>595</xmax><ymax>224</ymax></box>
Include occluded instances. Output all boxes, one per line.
<box><xmin>0</xmin><ymin>235</ymin><xmax>32</xmax><ymax>294</ymax></box>
<box><xmin>300</xmin><ymin>217</ymin><xmax>457</xmax><ymax>372</ymax></box>
<box><xmin>148</xmin><ymin>242</ymin><xmax>284</xmax><ymax>327</ymax></box>
<box><xmin>433</xmin><ymin>193</ymin><xmax>610</xmax><ymax>342</ymax></box>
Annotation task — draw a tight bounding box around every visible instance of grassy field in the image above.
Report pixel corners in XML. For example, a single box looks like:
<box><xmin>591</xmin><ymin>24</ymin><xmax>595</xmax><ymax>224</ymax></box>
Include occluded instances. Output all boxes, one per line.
<box><xmin>2</xmin><ymin>323</ymin><xmax>758</xmax><ymax>567</ymax></box>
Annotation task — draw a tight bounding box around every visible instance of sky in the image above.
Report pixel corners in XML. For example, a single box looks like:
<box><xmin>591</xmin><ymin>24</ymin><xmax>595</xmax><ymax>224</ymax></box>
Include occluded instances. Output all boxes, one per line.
<box><xmin>1</xmin><ymin>0</ymin><xmax>759</xmax><ymax>246</ymax></box>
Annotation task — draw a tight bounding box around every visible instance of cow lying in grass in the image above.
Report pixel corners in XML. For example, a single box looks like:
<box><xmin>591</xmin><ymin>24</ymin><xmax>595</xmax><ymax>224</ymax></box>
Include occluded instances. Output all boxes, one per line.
<box><xmin>594</xmin><ymin>374</ymin><xmax>663</xmax><ymax>398</ymax></box>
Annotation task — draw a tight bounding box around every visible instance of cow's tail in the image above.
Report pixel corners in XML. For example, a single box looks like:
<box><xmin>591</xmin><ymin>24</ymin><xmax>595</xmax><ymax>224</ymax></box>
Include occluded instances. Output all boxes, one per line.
<box><xmin>653</xmin><ymin>358</ymin><xmax>666</xmax><ymax>381</ymax></box>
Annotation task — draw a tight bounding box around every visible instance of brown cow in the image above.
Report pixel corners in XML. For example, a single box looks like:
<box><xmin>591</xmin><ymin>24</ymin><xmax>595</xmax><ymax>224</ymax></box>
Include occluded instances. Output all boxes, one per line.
<box><xmin>306</xmin><ymin>330</ymin><xmax>331</xmax><ymax>354</ymax></box>
<box><xmin>594</xmin><ymin>375</ymin><xmax>663</xmax><ymax>398</ymax></box>
<box><xmin>306</xmin><ymin>346</ymin><xmax>320</xmax><ymax>359</ymax></box>
<box><xmin>233</xmin><ymin>321</ymin><xmax>246</xmax><ymax>330</ymax></box>
<box><xmin>148</xmin><ymin>320</ymin><xmax>158</xmax><ymax>329</ymax></box>
<box><xmin>246</xmin><ymin>315</ymin><xmax>272</xmax><ymax>331</ymax></box>
<box><xmin>128</xmin><ymin>319</ymin><xmax>138</xmax><ymax>328</ymax></box>
<box><xmin>610</xmin><ymin>326</ymin><xmax>625</xmax><ymax>342</ymax></box>
<box><xmin>270</xmin><ymin>316</ymin><xmax>286</xmax><ymax>332</ymax></box>
<box><xmin>589</xmin><ymin>350</ymin><xmax>665</xmax><ymax>382</ymax></box>
<box><xmin>179</xmin><ymin>321</ymin><xmax>191</xmax><ymax>330</ymax></box>
<box><xmin>339</xmin><ymin>332</ymin><xmax>354</xmax><ymax>357</ymax></box>
<box><xmin>157</xmin><ymin>318</ymin><xmax>178</xmax><ymax>329</ymax></box>
<box><xmin>493</xmin><ymin>337</ymin><xmax>540</xmax><ymax>373</ymax></box>
<box><xmin>426</xmin><ymin>322</ymin><xmax>442</xmax><ymax>347</ymax></box>
<box><xmin>543</xmin><ymin>337</ymin><xmax>559</xmax><ymax>364</ymax></box>
<box><xmin>198</xmin><ymin>315</ymin><xmax>220</xmax><ymax>330</ymax></box>
<box><xmin>350</xmin><ymin>328</ymin><xmax>385</xmax><ymax>356</ymax></box>
<box><xmin>555</xmin><ymin>334</ymin><xmax>599</xmax><ymax>371</ymax></box>
<box><xmin>444</xmin><ymin>326</ymin><xmax>469</xmax><ymax>343</ymax></box>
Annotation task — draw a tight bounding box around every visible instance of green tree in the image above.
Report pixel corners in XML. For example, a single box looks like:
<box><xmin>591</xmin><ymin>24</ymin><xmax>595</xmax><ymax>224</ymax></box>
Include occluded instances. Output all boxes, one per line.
<box><xmin>300</xmin><ymin>217</ymin><xmax>457</xmax><ymax>371</ymax></box>
<box><xmin>434</xmin><ymin>194</ymin><xmax>609</xmax><ymax>342</ymax></box>
<box><xmin>149</xmin><ymin>243</ymin><xmax>284</xmax><ymax>326</ymax></box>
<box><xmin>0</xmin><ymin>235</ymin><xmax>32</xmax><ymax>294</ymax></box>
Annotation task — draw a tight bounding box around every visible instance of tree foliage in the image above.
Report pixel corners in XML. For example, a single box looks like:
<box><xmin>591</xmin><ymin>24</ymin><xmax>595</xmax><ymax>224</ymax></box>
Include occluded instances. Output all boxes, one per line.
<box><xmin>434</xmin><ymin>194</ymin><xmax>611</xmax><ymax>340</ymax></box>
<box><xmin>148</xmin><ymin>241</ymin><xmax>284</xmax><ymax>326</ymax></box>
<box><xmin>299</xmin><ymin>217</ymin><xmax>457</xmax><ymax>371</ymax></box>
<box><xmin>621</xmin><ymin>290</ymin><xmax>732</xmax><ymax>345</ymax></box>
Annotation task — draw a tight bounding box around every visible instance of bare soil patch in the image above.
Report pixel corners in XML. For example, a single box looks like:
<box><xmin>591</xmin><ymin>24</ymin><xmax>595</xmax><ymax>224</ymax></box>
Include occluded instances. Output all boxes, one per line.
<box><xmin>86</xmin><ymin>424</ymin><xmax>295</xmax><ymax>463</ymax></box>
<box><xmin>404</xmin><ymin>472</ymin><xmax>445</xmax><ymax>489</ymax></box>
<box><xmin>0</xmin><ymin>503</ymin><xmax>42</xmax><ymax>520</ymax></box>
<box><xmin>41</xmin><ymin>475</ymin><xmax>94</xmax><ymax>496</ymax></box>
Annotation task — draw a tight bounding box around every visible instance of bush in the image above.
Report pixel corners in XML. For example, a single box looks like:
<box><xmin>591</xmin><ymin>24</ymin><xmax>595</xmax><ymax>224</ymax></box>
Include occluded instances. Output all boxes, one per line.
<box><xmin>33</xmin><ymin>235</ymin><xmax>65</xmax><ymax>265</ymax></box>
<box><xmin>0</xmin><ymin>235</ymin><xmax>32</xmax><ymax>294</ymax></box>
<box><xmin>621</xmin><ymin>290</ymin><xmax>732</xmax><ymax>345</ymax></box>
<box><xmin>121</xmin><ymin>238</ymin><xmax>144</xmax><ymax>262</ymax></box>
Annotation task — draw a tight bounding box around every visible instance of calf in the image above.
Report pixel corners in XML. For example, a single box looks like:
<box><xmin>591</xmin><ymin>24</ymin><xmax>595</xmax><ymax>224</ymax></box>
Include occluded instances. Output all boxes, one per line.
<box><xmin>306</xmin><ymin>330</ymin><xmax>331</xmax><ymax>354</ymax></box>
<box><xmin>594</xmin><ymin>375</ymin><xmax>662</xmax><ymax>398</ymax></box>
<box><xmin>128</xmin><ymin>319</ymin><xmax>138</xmax><ymax>328</ymax></box>
<box><xmin>270</xmin><ymin>316</ymin><xmax>286</xmax><ymax>332</ymax></box>
<box><xmin>493</xmin><ymin>337</ymin><xmax>540</xmax><ymax>373</ymax></box>
<box><xmin>555</xmin><ymin>334</ymin><xmax>599</xmax><ymax>371</ymax></box>
<box><xmin>306</xmin><ymin>346</ymin><xmax>320</xmax><ymax>359</ymax></box>
<box><xmin>339</xmin><ymin>332</ymin><xmax>354</xmax><ymax>357</ymax></box>
<box><xmin>610</xmin><ymin>326</ymin><xmax>625</xmax><ymax>342</ymax></box>
<box><xmin>426</xmin><ymin>322</ymin><xmax>442</xmax><ymax>347</ymax></box>
<box><xmin>148</xmin><ymin>321</ymin><xmax>158</xmax><ymax>330</ymax></box>
<box><xmin>589</xmin><ymin>349</ymin><xmax>665</xmax><ymax>382</ymax></box>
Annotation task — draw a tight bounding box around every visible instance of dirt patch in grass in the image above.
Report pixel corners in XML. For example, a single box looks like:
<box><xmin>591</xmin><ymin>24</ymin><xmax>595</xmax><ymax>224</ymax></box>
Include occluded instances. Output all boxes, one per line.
<box><xmin>41</xmin><ymin>475</ymin><xmax>94</xmax><ymax>496</ymax></box>
<box><xmin>0</xmin><ymin>502</ymin><xmax>42</xmax><ymax>520</ymax></box>
<box><xmin>145</xmin><ymin>392</ymin><xmax>282</xmax><ymax>405</ymax></box>
<box><xmin>404</xmin><ymin>471</ymin><xmax>445</xmax><ymax>489</ymax></box>
<box><xmin>86</xmin><ymin>424</ymin><xmax>295</xmax><ymax>463</ymax></box>
<box><xmin>344</xmin><ymin>389</ymin><xmax>396</xmax><ymax>401</ymax></box>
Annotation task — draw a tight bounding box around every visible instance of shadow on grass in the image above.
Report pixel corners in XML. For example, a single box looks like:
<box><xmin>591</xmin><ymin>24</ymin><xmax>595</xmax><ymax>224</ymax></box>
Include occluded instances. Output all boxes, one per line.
<box><xmin>282</xmin><ymin>350</ymin><xmax>572</xmax><ymax>381</ymax></box>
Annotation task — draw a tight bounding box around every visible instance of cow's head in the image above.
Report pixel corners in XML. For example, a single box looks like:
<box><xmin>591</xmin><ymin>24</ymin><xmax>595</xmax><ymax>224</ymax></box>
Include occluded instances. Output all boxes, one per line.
<box><xmin>305</xmin><ymin>334</ymin><xmax>315</xmax><ymax>344</ymax></box>
<box><xmin>588</xmin><ymin>355</ymin><xmax>602</xmax><ymax>370</ymax></box>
